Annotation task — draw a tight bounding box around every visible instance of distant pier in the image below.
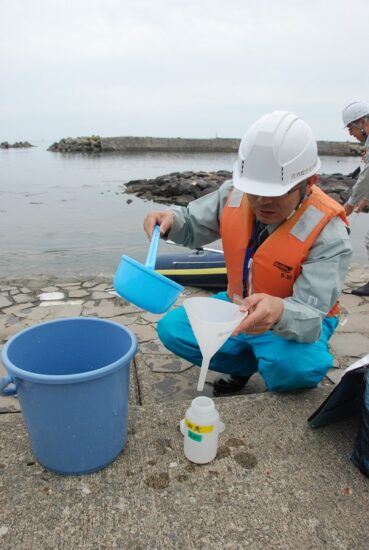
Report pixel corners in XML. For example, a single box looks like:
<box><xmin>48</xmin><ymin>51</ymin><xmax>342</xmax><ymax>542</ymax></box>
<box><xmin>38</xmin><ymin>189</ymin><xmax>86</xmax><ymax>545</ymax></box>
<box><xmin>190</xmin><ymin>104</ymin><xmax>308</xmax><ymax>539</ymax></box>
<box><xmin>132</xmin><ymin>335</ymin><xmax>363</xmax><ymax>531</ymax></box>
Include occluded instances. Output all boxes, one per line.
<box><xmin>47</xmin><ymin>136</ymin><xmax>364</xmax><ymax>156</ymax></box>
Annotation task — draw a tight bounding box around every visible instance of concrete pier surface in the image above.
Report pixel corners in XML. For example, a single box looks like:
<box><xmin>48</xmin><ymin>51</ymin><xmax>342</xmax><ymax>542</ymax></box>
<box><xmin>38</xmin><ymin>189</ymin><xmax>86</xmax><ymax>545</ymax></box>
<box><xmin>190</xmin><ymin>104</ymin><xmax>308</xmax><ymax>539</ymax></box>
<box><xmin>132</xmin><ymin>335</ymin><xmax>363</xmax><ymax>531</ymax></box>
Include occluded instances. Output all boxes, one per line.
<box><xmin>1</xmin><ymin>265</ymin><xmax>369</xmax><ymax>549</ymax></box>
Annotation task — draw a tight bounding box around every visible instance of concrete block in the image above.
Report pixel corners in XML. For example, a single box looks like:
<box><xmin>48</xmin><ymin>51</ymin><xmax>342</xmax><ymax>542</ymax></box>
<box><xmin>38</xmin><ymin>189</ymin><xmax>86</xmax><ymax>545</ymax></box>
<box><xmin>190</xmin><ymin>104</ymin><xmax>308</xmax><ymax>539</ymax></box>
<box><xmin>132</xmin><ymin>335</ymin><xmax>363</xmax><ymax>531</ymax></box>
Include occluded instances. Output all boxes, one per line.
<box><xmin>1</xmin><ymin>389</ymin><xmax>368</xmax><ymax>549</ymax></box>
<box><xmin>330</xmin><ymin>332</ymin><xmax>369</xmax><ymax>357</ymax></box>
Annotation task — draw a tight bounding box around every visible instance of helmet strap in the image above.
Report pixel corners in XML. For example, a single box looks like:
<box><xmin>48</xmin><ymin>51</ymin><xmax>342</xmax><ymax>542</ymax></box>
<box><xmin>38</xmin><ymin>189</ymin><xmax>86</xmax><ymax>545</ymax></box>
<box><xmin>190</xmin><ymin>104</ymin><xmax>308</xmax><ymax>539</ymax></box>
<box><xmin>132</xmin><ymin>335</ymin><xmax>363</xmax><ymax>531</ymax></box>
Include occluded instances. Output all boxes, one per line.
<box><xmin>285</xmin><ymin>181</ymin><xmax>309</xmax><ymax>221</ymax></box>
<box><xmin>362</xmin><ymin>118</ymin><xmax>368</xmax><ymax>139</ymax></box>
<box><xmin>299</xmin><ymin>181</ymin><xmax>308</xmax><ymax>201</ymax></box>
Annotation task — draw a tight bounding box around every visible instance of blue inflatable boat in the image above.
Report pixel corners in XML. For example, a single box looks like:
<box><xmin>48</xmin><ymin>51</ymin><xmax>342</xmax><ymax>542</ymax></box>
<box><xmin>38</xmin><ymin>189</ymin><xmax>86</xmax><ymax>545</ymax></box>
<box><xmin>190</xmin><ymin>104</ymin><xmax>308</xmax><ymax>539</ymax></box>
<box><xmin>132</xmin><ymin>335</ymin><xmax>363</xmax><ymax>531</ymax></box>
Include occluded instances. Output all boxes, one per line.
<box><xmin>155</xmin><ymin>249</ymin><xmax>227</xmax><ymax>289</ymax></box>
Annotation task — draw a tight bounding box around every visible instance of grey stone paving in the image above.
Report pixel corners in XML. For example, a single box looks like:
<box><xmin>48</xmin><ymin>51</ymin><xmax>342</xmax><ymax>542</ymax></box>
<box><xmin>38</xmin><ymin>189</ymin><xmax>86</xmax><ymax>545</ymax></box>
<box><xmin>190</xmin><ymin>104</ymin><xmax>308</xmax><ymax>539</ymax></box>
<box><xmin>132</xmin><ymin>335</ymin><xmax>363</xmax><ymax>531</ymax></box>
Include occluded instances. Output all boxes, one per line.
<box><xmin>1</xmin><ymin>266</ymin><xmax>369</xmax><ymax>407</ymax></box>
<box><xmin>1</xmin><ymin>266</ymin><xmax>369</xmax><ymax>548</ymax></box>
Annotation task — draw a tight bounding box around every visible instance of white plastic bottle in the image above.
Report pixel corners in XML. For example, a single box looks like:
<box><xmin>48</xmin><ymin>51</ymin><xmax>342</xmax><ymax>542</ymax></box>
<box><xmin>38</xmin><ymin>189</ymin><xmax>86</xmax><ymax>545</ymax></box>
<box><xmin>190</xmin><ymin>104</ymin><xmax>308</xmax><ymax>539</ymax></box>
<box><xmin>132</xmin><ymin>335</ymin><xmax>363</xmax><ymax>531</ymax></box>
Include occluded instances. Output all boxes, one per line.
<box><xmin>180</xmin><ymin>396</ymin><xmax>225</xmax><ymax>464</ymax></box>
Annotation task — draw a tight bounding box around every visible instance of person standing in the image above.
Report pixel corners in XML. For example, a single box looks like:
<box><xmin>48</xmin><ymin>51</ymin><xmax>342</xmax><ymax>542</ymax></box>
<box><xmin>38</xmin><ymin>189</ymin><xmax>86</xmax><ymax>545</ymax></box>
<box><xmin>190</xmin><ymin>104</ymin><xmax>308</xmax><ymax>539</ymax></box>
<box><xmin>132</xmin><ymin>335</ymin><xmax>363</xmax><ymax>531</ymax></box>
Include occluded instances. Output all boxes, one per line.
<box><xmin>342</xmin><ymin>101</ymin><xmax>369</xmax><ymax>295</ymax></box>
<box><xmin>144</xmin><ymin>111</ymin><xmax>352</xmax><ymax>394</ymax></box>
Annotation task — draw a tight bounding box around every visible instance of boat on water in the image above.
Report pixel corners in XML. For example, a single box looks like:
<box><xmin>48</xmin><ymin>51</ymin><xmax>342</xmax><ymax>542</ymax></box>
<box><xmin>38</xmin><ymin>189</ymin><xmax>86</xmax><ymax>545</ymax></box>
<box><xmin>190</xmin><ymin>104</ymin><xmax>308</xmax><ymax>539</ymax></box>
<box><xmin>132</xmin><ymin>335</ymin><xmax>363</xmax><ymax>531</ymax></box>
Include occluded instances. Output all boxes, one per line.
<box><xmin>155</xmin><ymin>249</ymin><xmax>227</xmax><ymax>290</ymax></box>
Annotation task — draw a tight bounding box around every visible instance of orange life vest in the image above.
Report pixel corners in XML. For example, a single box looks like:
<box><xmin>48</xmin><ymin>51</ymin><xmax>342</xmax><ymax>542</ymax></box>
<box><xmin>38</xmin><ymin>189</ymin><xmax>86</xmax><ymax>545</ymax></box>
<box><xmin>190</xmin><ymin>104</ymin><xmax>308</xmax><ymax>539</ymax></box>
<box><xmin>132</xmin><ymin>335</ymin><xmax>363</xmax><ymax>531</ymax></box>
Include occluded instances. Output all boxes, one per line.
<box><xmin>220</xmin><ymin>185</ymin><xmax>348</xmax><ymax>317</ymax></box>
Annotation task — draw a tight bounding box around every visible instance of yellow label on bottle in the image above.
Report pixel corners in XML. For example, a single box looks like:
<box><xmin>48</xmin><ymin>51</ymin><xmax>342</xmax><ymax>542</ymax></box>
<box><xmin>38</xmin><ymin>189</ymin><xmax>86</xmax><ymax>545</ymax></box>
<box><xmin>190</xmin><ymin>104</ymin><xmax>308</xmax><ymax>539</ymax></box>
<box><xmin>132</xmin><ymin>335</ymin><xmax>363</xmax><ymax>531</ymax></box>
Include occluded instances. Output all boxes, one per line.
<box><xmin>185</xmin><ymin>418</ymin><xmax>214</xmax><ymax>434</ymax></box>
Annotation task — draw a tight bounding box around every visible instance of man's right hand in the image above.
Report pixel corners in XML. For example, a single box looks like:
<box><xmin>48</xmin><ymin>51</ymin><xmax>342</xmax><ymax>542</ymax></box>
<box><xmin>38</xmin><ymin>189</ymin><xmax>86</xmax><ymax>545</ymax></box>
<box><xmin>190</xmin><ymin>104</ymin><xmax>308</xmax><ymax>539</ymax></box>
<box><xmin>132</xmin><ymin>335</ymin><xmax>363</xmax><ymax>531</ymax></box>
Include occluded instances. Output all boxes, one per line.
<box><xmin>344</xmin><ymin>202</ymin><xmax>356</xmax><ymax>215</ymax></box>
<box><xmin>355</xmin><ymin>198</ymin><xmax>369</xmax><ymax>213</ymax></box>
<box><xmin>143</xmin><ymin>211</ymin><xmax>175</xmax><ymax>239</ymax></box>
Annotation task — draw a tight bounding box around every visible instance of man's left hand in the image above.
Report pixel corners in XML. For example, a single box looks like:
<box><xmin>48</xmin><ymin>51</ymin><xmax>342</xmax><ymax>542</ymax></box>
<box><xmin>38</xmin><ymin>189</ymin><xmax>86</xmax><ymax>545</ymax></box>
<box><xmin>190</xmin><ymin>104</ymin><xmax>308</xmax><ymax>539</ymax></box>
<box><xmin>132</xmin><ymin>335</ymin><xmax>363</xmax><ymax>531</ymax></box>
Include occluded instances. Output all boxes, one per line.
<box><xmin>355</xmin><ymin>198</ymin><xmax>369</xmax><ymax>213</ymax></box>
<box><xmin>232</xmin><ymin>293</ymin><xmax>284</xmax><ymax>336</ymax></box>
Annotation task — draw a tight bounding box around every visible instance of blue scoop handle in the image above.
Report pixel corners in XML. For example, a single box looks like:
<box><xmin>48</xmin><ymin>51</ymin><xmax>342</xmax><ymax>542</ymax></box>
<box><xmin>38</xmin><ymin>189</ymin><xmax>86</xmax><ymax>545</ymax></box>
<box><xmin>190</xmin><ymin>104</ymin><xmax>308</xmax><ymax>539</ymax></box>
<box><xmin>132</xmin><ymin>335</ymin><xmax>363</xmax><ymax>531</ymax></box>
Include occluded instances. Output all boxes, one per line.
<box><xmin>145</xmin><ymin>225</ymin><xmax>161</xmax><ymax>269</ymax></box>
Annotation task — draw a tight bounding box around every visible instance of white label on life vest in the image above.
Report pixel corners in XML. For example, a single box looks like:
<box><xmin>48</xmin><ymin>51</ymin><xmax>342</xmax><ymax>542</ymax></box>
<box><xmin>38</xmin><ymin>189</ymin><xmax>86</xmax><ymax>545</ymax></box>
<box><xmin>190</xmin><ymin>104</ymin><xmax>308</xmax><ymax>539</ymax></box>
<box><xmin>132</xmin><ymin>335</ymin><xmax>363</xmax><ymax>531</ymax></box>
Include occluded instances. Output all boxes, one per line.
<box><xmin>290</xmin><ymin>206</ymin><xmax>324</xmax><ymax>241</ymax></box>
<box><xmin>228</xmin><ymin>188</ymin><xmax>243</xmax><ymax>208</ymax></box>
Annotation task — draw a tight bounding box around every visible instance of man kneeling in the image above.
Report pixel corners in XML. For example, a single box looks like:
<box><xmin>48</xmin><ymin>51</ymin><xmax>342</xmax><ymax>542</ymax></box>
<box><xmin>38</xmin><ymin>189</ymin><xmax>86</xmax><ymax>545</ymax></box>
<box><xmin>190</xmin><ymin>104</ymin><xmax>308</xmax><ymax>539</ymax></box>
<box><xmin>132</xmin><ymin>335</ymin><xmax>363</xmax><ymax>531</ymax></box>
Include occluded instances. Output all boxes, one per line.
<box><xmin>143</xmin><ymin>111</ymin><xmax>352</xmax><ymax>394</ymax></box>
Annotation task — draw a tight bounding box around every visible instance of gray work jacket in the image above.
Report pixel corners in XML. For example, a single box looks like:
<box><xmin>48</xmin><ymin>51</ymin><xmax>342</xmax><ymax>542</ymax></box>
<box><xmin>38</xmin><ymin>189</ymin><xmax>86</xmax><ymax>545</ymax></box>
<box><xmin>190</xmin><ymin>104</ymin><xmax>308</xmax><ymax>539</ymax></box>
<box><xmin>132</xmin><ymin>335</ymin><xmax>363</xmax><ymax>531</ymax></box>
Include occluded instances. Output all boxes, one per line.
<box><xmin>348</xmin><ymin>136</ymin><xmax>369</xmax><ymax>205</ymax></box>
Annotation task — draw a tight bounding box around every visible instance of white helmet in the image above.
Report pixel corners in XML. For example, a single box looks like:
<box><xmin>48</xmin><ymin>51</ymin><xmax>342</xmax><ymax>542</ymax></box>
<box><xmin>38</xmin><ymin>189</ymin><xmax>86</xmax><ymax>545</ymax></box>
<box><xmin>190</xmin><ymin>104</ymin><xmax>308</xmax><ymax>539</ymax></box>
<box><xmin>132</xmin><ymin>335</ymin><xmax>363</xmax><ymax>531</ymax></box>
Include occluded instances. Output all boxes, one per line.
<box><xmin>342</xmin><ymin>101</ymin><xmax>369</xmax><ymax>127</ymax></box>
<box><xmin>233</xmin><ymin>110</ymin><xmax>321</xmax><ymax>197</ymax></box>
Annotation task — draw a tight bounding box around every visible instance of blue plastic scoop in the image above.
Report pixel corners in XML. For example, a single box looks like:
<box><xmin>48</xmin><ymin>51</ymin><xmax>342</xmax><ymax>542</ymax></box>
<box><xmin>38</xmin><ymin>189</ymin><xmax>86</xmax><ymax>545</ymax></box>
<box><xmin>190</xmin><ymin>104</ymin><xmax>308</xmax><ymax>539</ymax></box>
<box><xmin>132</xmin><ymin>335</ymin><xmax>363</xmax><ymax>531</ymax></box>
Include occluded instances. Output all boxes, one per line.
<box><xmin>113</xmin><ymin>225</ymin><xmax>184</xmax><ymax>314</ymax></box>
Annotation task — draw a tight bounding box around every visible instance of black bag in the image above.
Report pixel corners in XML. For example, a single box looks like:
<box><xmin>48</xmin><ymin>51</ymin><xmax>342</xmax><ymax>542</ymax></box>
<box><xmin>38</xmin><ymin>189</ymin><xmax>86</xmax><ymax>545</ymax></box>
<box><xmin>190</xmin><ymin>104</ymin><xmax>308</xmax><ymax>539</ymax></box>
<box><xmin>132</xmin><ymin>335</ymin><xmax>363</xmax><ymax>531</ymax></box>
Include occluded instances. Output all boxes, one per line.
<box><xmin>308</xmin><ymin>359</ymin><xmax>369</xmax><ymax>477</ymax></box>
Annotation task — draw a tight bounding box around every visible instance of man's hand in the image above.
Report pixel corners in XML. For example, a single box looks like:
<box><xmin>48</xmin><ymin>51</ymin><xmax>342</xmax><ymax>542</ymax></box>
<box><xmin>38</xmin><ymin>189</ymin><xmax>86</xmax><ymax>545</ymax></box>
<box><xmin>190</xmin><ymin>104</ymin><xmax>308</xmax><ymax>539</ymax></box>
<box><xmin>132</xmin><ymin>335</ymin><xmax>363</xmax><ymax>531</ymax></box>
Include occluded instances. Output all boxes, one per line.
<box><xmin>232</xmin><ymin>293</ymin><xmax>284</xmax><ymax>336</ymax></box>
<box><xmin>355</xmin><ymin>198</ymin><xmax>368</xmax><ymax>213</ymax></box>
<box><xmin>143</xmin><ymin>211</ymin><xmax>174</xmax><ymax>239</ymax></box>
<box><xmin>344</xmin><ymin>202</ymin><xmax>356</xmax><ymax>215</ymax></box>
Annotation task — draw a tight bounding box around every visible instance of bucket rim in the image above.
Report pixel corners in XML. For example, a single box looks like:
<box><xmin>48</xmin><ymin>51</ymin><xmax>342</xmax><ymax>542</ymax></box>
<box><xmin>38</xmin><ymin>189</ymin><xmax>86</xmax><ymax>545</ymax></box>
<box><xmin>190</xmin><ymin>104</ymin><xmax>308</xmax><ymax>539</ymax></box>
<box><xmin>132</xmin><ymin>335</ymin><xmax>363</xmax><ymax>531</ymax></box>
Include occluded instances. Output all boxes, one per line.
<box><xmin>1</xmin><ymin>317</ymin><xmax>138</xmax><ymax>385</ymax></box>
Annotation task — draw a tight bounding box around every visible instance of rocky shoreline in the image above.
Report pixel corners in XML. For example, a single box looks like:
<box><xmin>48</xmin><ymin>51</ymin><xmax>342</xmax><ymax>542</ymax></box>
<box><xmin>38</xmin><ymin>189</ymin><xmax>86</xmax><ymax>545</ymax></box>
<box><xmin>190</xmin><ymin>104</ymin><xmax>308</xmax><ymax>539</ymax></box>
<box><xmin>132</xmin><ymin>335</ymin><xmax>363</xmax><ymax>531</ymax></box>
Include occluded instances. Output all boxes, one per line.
<box><xmin>46</xmin><ymin>135</ymin><xmax>364</xmax><ymax>156</ymax></box>
<box><xmin>124</xmin><ymin>168</ymin><xmax>362</xmax><ymax>207</ymax></box>
<box><xmin>0</xmin><ymin>141</ymin><xmax>34</xmax><ymax>149</ymax></box>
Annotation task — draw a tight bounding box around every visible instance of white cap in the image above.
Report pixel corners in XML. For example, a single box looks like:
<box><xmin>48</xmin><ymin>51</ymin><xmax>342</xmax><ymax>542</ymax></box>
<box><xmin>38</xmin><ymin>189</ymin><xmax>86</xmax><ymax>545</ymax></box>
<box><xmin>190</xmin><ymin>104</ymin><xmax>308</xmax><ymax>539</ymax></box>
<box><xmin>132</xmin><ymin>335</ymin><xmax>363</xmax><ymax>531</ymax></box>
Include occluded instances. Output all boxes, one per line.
<box><xmin>342</xmin><ymin>101</ymin><xmax>369</xmax><ymax>127</ymax></box>
<box><xmin>233</xmin><ymin>111</ymin><xmax>321</xmax><ymax>197</ymax></box>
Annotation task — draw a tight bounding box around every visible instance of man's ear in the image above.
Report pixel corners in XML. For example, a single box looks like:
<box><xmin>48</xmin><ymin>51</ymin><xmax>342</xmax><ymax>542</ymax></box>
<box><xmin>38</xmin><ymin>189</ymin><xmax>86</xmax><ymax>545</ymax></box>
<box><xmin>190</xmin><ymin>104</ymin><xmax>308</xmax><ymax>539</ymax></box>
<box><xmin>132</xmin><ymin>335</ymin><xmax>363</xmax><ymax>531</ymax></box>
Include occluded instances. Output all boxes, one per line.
<box><xmin>306</xmin><ymin>175</ymin><xmax>318</xmax><ymax>189</ymax></box>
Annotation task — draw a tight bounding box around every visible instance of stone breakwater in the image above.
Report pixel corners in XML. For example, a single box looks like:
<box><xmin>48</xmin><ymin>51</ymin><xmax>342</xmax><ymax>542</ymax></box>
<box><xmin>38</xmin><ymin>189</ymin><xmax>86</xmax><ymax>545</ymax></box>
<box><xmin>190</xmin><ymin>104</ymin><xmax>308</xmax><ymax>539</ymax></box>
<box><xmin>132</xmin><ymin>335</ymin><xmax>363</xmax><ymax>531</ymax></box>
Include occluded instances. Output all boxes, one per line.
<box><xmin>0</xmin><ymin>141</ymin><xmax>34</xmax><ymax>149</ymax></box>
<box><xmin>48</xmin><ymin>135</ymin><xmax>101</xmax><ymax>153</ymax></box>
<box><xmin>124</xmin><ymin>169</ymin><xmax>362</xmax><ymax>207</ymax></box>
<box><xmin>47</xmin><ymin>135</ymin><xmax>364</xmax><ymax>156</ymax></box>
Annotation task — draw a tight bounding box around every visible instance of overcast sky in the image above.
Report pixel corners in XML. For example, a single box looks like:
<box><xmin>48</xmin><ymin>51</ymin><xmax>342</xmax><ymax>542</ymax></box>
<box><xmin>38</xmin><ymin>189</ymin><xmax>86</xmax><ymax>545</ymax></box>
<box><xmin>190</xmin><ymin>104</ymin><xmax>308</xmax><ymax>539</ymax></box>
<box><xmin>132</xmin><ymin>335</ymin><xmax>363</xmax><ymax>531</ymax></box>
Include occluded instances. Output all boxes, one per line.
<box><xmin>1</xmin><ymin>0</ymin><xmax>369</xmax><ymax>143</ymax></box>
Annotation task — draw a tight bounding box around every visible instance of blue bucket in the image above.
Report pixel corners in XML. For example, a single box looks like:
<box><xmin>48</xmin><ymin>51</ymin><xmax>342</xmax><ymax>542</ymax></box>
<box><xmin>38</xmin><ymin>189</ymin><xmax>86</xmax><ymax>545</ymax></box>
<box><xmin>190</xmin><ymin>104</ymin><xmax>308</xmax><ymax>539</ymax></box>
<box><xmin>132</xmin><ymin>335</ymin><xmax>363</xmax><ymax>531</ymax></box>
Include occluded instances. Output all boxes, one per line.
<box><xmin>0</xmin><ymin>317</ymin><xmax>137</xmax><ymax>475</ymax></box>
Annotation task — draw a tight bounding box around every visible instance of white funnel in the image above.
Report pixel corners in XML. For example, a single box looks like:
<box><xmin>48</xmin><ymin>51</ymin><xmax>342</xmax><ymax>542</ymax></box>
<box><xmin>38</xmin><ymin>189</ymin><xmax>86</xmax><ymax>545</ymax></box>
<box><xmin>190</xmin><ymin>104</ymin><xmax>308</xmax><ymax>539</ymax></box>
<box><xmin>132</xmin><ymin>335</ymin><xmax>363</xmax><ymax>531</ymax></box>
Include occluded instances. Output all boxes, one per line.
<box><xmin>183</xmin><ymin>297</ymin><xmax>247</xmax><ymax>392</ymax></box>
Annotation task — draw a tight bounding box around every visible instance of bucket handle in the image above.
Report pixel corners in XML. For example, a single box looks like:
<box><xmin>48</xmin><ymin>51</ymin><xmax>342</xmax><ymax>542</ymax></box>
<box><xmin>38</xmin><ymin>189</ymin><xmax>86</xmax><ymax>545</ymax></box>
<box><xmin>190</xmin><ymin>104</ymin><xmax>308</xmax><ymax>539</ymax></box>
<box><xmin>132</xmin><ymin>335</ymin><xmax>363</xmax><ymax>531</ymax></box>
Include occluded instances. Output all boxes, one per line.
<box><xmin>0</xmin><ymin>375</ymin><xmax>17</xmax><ymax>396</ymax></box>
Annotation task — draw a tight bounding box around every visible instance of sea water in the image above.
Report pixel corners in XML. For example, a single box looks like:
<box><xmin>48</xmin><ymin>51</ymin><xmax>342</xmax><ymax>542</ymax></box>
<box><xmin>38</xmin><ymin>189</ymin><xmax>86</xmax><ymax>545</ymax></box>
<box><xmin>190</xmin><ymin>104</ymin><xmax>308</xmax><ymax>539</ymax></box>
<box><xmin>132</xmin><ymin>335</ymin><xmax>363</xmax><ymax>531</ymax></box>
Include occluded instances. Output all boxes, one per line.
<box><xmin>0</xmin><ymin>144</ymin><xmax>365</xmax><ymax>278</ymax></box>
